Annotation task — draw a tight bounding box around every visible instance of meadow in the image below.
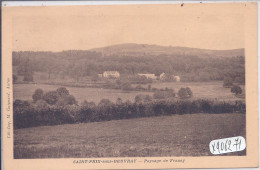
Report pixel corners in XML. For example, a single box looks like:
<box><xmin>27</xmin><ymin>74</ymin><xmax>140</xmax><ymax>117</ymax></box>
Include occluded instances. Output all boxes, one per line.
<box><xmin>13</xmin><ymin>81</ymin><xmax>244</xmax><ymax>104</ymax></box>
<box><xmin>14</xmin><ymin>113</ymin><xmax>246</xmax><ymax>158</ymax></box>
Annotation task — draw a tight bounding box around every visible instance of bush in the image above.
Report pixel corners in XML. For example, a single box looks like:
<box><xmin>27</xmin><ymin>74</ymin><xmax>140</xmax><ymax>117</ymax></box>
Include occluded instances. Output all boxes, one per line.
<box><xmin>56</xmin><ymin>87</ymin><xmax>70</xmax><ymax>97</ymax></box>
<box><xmin>186</xmin><ymin>87</ymin><xmax>193</xmax><ymax>97</ymax></box>
<box><xmin>231</xmin><ymin>85</ymin><xmax>242</xmax><ymax>94</ymax></box>
<box><xmin>43</xmin><ymin>91</ymin><xmax>59</xmax><ymax>105</ymax></box>
<box><xmin>32</xmin><ymin>89</ymin><xmax>44</xmax><ymax>102</ymax></box>
<box><xmin>56</xmin><ymin>95</ymin><xmax>77</xmax><ymax>106</ymax></box>
<box><xmin>13</xmin><ymin>97</ymin><xmax>246</xmax><ymax>129</ymax></box>
<box><xmin>178</xmin><ymin>87</ymin><xmax>193</xmax><ymax>99</ymax></box>
<box><xmin>34</xmin><ymin>99</ymin><xmax>48</xmax><ymax>110</ymax></box>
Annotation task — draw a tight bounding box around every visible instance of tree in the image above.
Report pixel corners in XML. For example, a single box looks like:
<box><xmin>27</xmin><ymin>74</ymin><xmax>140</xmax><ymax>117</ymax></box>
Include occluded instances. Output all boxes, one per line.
<box><xmin>231</xmin><ymin>85</ymin><xmax>242</xmax><ymax>95</ymax></box>
<box><xmin>32</xmin><ymin>89</ymin><xmax>44</xmax><ymax>102</ymax></box>
<box><xmin>186</xmin><ymin>87</ymin><xmax>193</xmax><ymax>97</ymax></box>
<box><xmin>56</xmin><ymin>87</ymin><xmax>70</xmax><ymax>97</ymax></box>
<box><xmin>22</xmin><ymin>58</ymin><xmax>34</xmax><ymax>82</ymax></box>
<box><xmin>178</xmin><ymin>87</ymin><xmax>193</xmax><ymax>99</ymax></box>
<box><xmin>43</xmin><ymin>91</ymin><xmax>59</xmax><ymax>105</ymax></box>
<box><xmin>56</xmin><ymin>94</ymin><xmax>77</xmax><ymax>106</ymax></box>
<box><xmin>98</xmin><ymin>99</ymin><xmax>113</xmax><ymax>107</ymax></box>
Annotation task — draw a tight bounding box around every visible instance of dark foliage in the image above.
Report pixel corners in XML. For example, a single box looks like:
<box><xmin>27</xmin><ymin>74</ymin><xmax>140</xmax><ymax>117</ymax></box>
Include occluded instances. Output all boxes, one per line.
<box><xmin>32</xmin><ymin>89</ymin><xmax>44</xmax><ymax>102</ymax></box>
<box><xmin>231</xmin><ymin>85</ymin><xmax>242</xmax><ymax>94</ymax></box>
<box><xmin>14</xmin><ymin>98</ymin><xmax>246</xmax><ymax>129</ymax></box>
<box><xmin>13</xmin><ymin>51</ymin><xmax>245</xmax><ymax>83</ymax></box>
<box><xmin>178</xmin><ymin>87</ymin><xmax>193</xmax><ymax>99</ymax></box>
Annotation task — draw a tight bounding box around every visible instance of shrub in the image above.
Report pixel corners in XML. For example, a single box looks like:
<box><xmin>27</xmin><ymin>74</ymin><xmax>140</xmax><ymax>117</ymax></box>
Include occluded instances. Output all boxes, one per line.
<box><xmin>43</xmin><ymin>91</ymin><xmax>59</xmax><ymax>105</ymax></box>
<box><xmin>186</xmin><ymin>87</ymin><xmax>193</xmax><ymax>97</ymax></box>
<box><xmin>32</xmin><ymin>89</ymin><xmax>44</xmax><ymax>102</ymax></box>
<box><xmin>178</xmin><ymin>87</ymin><xmax>193</xmax><ymax>99</ymax></box>
<box><xmin>34</xmin><ymin>99</ymin><xmax>49</xmax><ymax>110</ymax></box>
<box><xmin>56</xmin><ymin>87</ymin><xmax>70</xmax><ymax>97</ymax></box>
<box><xmin>98</xmin><ymin>99</ymin><xmax>113</xmax><ymax>106</ymax></box>
<box><xmin>231</xmin><ymin>85</ymin><xmax>242</xmax><ymax>94</ymax></box>
<box><xmin>56</xmin><ymin>95</ymin><xmax>77</xmax><ymax>106</ymax></box>
<box><xmin>13</xmin><ymin>97</ymin><xmax>246</xmax><ymax>129</ymax></box>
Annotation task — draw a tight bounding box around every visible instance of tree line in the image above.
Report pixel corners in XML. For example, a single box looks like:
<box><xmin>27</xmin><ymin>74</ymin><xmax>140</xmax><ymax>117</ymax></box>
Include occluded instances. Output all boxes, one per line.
<box><xmin>12</xmin><ymin>51</ymin><xmax>245</xmax><ymax>83</ymax></box>
<box><xmin>14</xmin><ymin>87</ymin><xmax>245</xmax><ymax>129</ymax></box>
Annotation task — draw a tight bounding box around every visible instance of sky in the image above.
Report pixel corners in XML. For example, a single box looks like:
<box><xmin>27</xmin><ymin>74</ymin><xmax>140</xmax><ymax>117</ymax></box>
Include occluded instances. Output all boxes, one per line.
<box><xmin>11</xmin><ymin>3</ymin><xmax>245</xmax><ymax>51</ymax></box>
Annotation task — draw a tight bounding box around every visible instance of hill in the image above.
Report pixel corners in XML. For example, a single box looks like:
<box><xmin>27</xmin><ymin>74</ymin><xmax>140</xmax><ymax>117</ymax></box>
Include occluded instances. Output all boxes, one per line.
<box><xmin>90</xmin><ymin>43</ymin><xmax>244</xmax><ymax>58</ymax></box>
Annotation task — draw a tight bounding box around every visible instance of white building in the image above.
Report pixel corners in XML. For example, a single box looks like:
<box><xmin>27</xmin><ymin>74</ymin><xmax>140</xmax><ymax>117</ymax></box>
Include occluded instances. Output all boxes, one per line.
<box><xmin>138</xmin><ymin>73</ymin><xmax>157</xmax><ymax>80</ymax></box>
<box><xmin>159</xmin><ymin>73</ymin><xmax>166</xmax><ymax>80</ymax></box>
<box><xmin>103</xmin><ymin>71</ymin><xmax>120</xmax><ymax>78</ymax></box>
<box><xmin>174</xmin><ymin>75</ymin><xmax>180</xmax><ymax>82</ymax></box>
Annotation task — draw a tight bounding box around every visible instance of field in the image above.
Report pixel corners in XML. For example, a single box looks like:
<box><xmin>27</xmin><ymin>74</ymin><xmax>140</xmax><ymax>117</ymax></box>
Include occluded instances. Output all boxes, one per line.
<box><xmin>13</xmin><ymin>81</ymin><xmax>244</xmax><ymax>104</ymax></box>
<box><xmin>14</xmin><ymin>113</ymin><xmax>246</xmax><ymax>158</ymax></box>
<box><xmin>13</xmin><ymin>84</ymin><xmax>152</xmax><ymax>104</ymax></box>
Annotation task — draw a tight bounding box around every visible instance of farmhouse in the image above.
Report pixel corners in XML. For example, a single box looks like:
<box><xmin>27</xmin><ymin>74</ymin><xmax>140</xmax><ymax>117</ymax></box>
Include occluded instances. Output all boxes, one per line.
<box><xmin>174</xmin><ymin>75</ymin><xmax>181</xmax><ymax>82</ymax></box>
<box><xmin>138</xmin><ymin>73</ymin><xmax>157</xmax><ymax>80</ymax></box>
<box><xmin>159</xmin><ymin>73</ymin><xmax>166</xmax><ymax>80</ymax></box>
<box><xmin>103</xmin><ymin>71</ymin><xmax>120</xmax><ymax>78</ymax></box>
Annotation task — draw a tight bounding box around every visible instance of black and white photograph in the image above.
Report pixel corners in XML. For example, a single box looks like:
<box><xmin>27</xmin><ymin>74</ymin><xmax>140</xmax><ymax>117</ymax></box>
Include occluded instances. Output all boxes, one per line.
<box><xmin>10</xmin><ymin>3</ymin><xmax>248</xmax><ymax>159</ymax></box>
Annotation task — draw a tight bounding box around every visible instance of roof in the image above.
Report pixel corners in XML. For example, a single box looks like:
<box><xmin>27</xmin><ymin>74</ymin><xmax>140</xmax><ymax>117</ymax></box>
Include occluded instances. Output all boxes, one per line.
<box><xmin>103</xmin><ymin>71</ymin><xmax>119</xmax><ymax>74</ymax></box>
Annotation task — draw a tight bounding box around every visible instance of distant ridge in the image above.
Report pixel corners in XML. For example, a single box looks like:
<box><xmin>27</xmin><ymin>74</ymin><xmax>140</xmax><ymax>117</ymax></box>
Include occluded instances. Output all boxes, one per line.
<box><xmin>90</xmin><ymin>43</ymin><xmax>244</xmax><ymax>58</ymax></box>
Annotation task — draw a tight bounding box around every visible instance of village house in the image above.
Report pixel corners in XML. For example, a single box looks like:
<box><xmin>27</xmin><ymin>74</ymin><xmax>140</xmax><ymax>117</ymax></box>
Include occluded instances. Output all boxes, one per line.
<box><xmin>159</xmin><ymin>73</ymin><xmax>166</xmax><ymax>80</ymax></box>
<box><xmin>138</xmin><ymin>73</ymin><xmax>157</xmax><ymax>80</ymax></box>
<box><xmin>174</xmin><ymin>75</ymin><xmax>181</xmax><ymax>82</ymax></box>
<box><xmin>103</xmin><ymin>71</ymin><xmax>120</xmax><ymax>78</ymax></box>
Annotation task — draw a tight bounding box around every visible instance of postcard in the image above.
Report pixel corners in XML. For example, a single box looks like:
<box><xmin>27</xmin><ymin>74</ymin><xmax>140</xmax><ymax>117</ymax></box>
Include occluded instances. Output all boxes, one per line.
<box><xmin>2</xmin><ymin>2</ymin><xmax>258</xmax><ymax>169</ymax></box>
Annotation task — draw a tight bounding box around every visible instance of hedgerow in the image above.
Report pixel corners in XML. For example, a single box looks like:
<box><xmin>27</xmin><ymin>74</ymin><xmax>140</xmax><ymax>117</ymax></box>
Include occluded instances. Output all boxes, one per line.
<box><xmin>14</xmin><ymin>98</ymin><xmax>245</xmax><ymax>129</ymax></box>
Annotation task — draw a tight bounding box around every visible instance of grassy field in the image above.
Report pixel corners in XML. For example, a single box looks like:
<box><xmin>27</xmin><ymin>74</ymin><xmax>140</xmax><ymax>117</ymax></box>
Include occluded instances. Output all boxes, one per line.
<box><xmin>13</xmin><ymin>81</ymin><xmax>244</xmax><ymax>104</ymax></box>
<box><xmin>152</xmin><ymin>81</ymin><xmax>245</xmax><ymax>101</ymax></box>
<box><xmin>13</xmin><ymin>84</ymin><xmax>152</xmax><ymax>104</ymax></box>
<box><xmin>14</xmin><ymin>113</ymin><xmax>246</xmax><ymax>158</ymax></box>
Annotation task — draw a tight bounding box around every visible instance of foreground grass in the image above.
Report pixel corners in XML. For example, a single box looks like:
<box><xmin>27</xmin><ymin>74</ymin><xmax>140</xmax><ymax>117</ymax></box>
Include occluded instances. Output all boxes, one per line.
<box><xmin>14</xmin><ymin>113</ymin><xmax>245</xmax><ymax>158</ymax></box>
